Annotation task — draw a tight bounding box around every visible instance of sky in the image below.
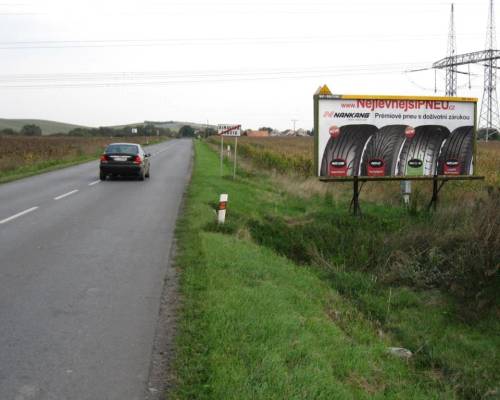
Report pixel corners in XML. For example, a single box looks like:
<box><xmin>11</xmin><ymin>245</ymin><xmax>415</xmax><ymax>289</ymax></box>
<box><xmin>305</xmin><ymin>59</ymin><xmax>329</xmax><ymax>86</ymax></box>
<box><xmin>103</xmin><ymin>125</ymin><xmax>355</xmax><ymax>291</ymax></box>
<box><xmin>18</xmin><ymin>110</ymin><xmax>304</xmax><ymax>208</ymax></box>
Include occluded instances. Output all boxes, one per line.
<box><xmin>0</xmin><ymin>0</ymin><xmax>494</xmax><ymax>130</ymax></box>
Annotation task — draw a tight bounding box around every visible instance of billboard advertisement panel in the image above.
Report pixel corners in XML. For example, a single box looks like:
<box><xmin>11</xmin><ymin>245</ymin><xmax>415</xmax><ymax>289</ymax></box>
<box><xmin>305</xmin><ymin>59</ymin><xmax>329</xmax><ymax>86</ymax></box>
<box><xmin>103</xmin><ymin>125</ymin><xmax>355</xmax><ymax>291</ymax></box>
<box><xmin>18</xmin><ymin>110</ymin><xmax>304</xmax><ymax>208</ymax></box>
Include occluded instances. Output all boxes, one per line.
<box><xmin>315</xmin><ymin>92</ymin><xmax>477</xmax><ymax>178</ymax></box>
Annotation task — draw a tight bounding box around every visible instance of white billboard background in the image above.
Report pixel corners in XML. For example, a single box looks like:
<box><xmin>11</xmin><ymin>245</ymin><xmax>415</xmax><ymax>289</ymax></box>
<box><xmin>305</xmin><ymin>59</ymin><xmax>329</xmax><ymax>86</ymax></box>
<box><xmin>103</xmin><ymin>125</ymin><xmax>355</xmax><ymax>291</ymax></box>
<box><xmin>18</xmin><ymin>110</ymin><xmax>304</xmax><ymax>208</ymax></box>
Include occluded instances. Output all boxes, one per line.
<box><xmin>318</xmin><ymin>98</ymin><xmax>476</xmax><ymax>176</ymax></box>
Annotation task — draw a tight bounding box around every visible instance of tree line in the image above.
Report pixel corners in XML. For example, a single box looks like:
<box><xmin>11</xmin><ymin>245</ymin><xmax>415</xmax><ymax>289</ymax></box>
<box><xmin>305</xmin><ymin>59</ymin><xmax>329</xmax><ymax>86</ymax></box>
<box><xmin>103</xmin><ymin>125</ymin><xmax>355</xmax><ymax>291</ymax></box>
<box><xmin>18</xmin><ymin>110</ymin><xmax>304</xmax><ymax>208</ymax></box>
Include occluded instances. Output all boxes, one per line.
<box><xmin>1</xmin><ymin>124</ymin><xmax>43</xmax><ymax>136</ymax></box>
<box><xmin>0</xmin><ymin>123</ymin><xmax>207</xmax><ymax>138</ymax></box>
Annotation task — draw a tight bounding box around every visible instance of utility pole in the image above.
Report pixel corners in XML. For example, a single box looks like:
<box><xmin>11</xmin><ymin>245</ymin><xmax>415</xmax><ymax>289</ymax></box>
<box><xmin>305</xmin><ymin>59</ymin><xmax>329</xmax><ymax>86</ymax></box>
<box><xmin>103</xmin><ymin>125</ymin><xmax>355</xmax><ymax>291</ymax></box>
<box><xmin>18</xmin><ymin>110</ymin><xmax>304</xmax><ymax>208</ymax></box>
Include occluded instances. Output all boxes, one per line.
<box><xmin>445</xmin><ymin>3</ymin><xmax>457</xmax><ymax>96</ymax></box>
<box><xmin>479</xmin><ymin>0</ymin><xmax>500</xmax><ymax>141</ymax></box>
<box><xmin>291</xmin><ymin>119</ymin><xmax>298</xmax><ymax>135</ymax></box>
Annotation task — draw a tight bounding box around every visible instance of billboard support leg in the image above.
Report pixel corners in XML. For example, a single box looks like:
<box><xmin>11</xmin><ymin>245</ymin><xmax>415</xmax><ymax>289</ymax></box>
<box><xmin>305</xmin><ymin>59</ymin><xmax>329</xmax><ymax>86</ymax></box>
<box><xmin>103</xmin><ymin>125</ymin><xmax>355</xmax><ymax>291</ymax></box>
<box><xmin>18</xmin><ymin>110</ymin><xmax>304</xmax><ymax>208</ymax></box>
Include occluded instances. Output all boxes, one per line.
<box><xmin>350</xmin><ymin>177</ymin><xmax>362</xmax><ymax>216</ymax></box>
<box><xmin>428</xmin><ymin>177</ymin><xmax>447</xmax><ymax>211</ymax></box>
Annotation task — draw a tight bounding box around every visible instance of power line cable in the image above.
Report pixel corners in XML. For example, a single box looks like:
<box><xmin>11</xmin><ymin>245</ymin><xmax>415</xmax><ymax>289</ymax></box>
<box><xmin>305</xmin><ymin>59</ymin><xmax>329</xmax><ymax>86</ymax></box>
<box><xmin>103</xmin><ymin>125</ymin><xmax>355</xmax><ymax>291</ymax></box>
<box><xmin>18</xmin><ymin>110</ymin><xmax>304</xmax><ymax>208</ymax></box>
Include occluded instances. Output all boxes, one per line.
<box><xmin>0</xmin><ymin>67</ymin><xmax>419</xmax><ymax>89</ymax></box>
<box><xmin>0</xmin><ymin>34</ymin><xmax>486</xmax><ymax>50</ymax></box>
<box><xmin>0</xmin><ymin>62</ymin><xmax>431</xmax><ymax>83</ymax></box>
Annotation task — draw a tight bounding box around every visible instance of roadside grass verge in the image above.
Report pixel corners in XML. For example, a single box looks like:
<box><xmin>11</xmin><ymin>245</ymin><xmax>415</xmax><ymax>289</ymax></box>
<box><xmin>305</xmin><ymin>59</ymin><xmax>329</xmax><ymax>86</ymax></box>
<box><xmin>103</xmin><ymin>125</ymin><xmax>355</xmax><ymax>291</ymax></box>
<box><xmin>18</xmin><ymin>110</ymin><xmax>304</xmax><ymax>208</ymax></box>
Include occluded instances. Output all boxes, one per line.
<box><xmin>170</xmin><ymin>141</ymin><xmax>500</xmax><ymax>399</ymax></box>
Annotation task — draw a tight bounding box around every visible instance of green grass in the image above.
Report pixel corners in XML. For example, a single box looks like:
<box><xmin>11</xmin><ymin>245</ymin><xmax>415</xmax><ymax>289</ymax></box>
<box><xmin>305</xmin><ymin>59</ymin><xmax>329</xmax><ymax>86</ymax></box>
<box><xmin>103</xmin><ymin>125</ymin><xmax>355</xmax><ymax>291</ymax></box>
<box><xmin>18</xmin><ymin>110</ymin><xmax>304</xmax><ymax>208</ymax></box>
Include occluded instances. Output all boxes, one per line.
<box><xmin>170</xmin><ymin>142</ymin><xmax>500</xmax><ymax>399</ymax></box>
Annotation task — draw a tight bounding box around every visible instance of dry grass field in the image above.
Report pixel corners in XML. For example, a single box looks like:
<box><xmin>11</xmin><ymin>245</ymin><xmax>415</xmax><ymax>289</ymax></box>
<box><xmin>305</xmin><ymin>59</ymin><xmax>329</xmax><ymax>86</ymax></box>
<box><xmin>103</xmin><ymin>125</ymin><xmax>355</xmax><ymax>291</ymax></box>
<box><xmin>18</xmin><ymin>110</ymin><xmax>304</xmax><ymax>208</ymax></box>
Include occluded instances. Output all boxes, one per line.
<box><xmin>0</xmin><ymin>136</ymin><xmax>157</xmax><ymax>180</ymax></box>
<box><xmin>477</xmin><ymin>140</ymin><xmax>500</xmax><ymax>185</ymax></box>
<box><xmin>221</xmin><ymin>136</ymin><xmax>499</xmax><ymax>184</ymax></box>
<box><xmin>211</xmin><ymin>136</ymin><xmax>499</xmax><ymax>206</ymax></box>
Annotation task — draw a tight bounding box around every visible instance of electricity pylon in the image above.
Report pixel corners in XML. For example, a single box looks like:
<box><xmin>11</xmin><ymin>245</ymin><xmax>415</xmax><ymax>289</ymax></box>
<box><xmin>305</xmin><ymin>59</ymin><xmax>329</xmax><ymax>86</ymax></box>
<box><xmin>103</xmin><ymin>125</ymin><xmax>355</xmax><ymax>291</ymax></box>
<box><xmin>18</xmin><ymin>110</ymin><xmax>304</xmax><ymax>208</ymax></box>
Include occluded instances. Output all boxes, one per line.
<box><xmin>479</xmin><ymin>0</ymin><xmax>500</xmax><ymax>141</ymax></box>
<box><xmin>445</xmin><ymin>3</ymin><xmax>457</xmax><ymax>96</ymax></box>
<box><xmin>432</xmin><ymin>0</ymin><xmax>500</xmax><ymax>140</ymax></box>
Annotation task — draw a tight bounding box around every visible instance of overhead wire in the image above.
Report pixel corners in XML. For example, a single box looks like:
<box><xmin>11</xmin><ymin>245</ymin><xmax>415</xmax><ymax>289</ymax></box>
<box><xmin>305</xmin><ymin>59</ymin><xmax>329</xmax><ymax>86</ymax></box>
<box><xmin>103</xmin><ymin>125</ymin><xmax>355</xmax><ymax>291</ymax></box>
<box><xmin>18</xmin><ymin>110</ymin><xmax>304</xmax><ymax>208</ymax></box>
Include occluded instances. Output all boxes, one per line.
<box><xmin>0</xmin><ymin>63</ymin><xmax>428</xmax><ymax>88</ymax></box>
<box><xmin>0</xmin><ymin>33</ymin><xmax>485</xmax><ymax>50</ymax></box>
<box><xmin>0</xmin><ymin>1</ymin><xmax>483</xmax><ymax>17</ymax></box>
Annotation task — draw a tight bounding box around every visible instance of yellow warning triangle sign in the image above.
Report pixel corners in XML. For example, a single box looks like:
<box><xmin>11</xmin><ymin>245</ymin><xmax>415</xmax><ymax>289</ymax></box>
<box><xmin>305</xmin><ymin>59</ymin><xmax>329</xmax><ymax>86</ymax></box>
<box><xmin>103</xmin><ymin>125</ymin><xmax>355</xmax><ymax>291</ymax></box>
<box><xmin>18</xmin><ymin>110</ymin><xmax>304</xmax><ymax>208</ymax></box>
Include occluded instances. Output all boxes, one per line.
<box><xmin>319</xmin><ymin>84</ymin><xmax>332</xmax><ymax>95</ymax></box>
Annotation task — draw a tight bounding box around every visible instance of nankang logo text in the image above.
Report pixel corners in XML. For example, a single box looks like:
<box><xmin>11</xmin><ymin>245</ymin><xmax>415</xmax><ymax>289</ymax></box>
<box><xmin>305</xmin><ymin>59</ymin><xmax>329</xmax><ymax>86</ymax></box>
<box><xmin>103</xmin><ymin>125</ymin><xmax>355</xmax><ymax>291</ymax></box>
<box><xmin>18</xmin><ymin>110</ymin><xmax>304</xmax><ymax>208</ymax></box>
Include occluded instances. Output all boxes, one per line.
<box><xmin>333</xmin><ymin>112</ymin><xmax>370</xmax><ymax>118</ymax></box>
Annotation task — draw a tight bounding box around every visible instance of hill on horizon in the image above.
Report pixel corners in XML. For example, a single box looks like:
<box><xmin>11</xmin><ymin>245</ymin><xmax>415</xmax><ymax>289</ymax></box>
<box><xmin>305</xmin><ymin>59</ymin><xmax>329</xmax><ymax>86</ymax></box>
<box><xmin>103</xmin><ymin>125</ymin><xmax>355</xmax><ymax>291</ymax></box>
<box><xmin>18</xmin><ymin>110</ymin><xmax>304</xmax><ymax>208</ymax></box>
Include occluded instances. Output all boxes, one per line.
<box><xmin>0</xmin><ymin>118</ymin><xmax>88</xmax><ymax>135</ymax></box>
<box><xmin>0</xmin><ymin>118</ymin><xmax>215</xmax><ymax>135</ymax></box>
<box><xmin>110</xmin><ymin>120</ymin><xmax>216</xmax><ymax>131</ymax></box>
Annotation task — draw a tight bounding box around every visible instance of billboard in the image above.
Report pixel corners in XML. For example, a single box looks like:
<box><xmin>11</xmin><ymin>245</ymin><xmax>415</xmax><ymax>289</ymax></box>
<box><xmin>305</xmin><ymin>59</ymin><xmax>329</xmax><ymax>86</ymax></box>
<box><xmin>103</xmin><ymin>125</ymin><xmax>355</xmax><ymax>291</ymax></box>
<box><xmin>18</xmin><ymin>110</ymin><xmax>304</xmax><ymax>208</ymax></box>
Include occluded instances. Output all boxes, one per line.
<box><xmin>314</xmin><ymin>89</ymin><xmax>478</xmax><ymax>178</ymax></box>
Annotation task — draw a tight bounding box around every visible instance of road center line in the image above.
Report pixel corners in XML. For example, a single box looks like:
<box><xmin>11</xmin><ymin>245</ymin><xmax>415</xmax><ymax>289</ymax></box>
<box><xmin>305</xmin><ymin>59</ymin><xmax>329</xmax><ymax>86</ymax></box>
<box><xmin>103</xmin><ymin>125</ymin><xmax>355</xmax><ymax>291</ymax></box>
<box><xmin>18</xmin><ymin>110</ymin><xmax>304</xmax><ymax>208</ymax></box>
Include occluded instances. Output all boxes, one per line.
<box><xmin>54</xmin><ymin>189</ymin><xmax>79</xmax><ymax>200</ymax></box>
<box><xmin>0</xmin><ymin>206</ymin><xmax>39</xmax><ymax>225</ymax></box>
<box><xmin>88</xmin><ymin>180</ymin><xmax>100</xmax><ymax>186</ymax></box>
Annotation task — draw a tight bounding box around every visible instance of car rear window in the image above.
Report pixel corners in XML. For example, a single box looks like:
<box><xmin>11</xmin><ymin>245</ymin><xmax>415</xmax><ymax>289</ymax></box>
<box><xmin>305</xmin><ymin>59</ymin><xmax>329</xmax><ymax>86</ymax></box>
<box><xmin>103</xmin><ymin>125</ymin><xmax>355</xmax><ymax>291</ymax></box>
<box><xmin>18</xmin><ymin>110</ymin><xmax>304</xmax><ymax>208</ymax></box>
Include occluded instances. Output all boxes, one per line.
<box><xmin>105</xmin><ymin>144</ymin><xmax>139</xmax><ymax>155</ymax></box>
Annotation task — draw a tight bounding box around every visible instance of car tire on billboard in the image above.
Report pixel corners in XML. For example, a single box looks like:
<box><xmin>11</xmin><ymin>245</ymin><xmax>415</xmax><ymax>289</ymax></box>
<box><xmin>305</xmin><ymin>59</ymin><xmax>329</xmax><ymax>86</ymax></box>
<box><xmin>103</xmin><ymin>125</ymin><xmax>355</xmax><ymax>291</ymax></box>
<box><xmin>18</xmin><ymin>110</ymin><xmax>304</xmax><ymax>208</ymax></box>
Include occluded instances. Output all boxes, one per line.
<box><xmin>397</xmin><ymin>125</ymin><xmax>450</xmax><ymax>176</ymax></box>
<box><xmin>320</xmin><ymin>124</ymin><xmax>377</xmax><ymax>177</ymax></box>
<box><xmin>360</xmin><ymin>125</ymin><xmax>408</xmax><ymax>176</ymax></box>
<box><xmin>437</xmin><ymin>126</ymin><xmax>474</xmax><ymax>175</ymax></box>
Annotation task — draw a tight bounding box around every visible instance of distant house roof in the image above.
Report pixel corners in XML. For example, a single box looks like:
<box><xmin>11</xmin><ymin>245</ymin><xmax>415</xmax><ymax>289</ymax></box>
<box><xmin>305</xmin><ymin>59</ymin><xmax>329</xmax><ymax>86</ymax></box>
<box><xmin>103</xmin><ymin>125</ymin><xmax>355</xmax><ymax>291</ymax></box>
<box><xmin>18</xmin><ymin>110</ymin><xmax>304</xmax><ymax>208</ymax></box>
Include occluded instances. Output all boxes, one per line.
<box><xmin>244</xmin><ymin>130</ymin><xmax>270</xmax><ymax>137</ymax></box>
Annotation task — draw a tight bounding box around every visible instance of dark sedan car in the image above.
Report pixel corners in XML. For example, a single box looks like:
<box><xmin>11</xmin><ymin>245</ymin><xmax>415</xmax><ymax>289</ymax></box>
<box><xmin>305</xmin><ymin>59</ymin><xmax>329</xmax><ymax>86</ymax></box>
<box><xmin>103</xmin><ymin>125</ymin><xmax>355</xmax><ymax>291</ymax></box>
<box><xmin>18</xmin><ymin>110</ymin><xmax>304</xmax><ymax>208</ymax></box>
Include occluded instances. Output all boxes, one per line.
<box><xmin>99</xmin><ymin>143</ymin><xmax>151</xmax><ymax>180</ymax></box>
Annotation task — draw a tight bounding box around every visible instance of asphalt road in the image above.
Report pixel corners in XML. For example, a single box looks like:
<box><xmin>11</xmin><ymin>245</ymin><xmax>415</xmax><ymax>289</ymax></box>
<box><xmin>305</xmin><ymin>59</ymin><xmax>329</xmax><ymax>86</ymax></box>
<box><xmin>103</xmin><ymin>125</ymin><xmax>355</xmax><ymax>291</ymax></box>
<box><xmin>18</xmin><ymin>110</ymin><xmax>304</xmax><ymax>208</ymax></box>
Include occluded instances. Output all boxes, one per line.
<box><xmin>0</xmin><ymin>139</ymin><xmax>192</xmax><ymax>400</ymax></box>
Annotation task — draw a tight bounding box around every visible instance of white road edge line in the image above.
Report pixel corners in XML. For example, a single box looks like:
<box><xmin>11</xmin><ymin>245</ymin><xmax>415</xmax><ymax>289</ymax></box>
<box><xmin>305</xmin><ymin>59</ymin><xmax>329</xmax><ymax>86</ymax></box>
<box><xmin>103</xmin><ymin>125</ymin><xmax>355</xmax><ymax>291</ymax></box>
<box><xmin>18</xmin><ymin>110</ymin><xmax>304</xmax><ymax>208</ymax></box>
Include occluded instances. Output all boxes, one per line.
<box><xmin>88</xmin><ymin>180</ymin><xmax>100</xmax><ymax>186</ymax></box>
<box><xmin>54</xmin><ymin>189</ymin><xmax>79</xmax><ymax>200</ymax></box>
<box><xmin>0</xmin><ymin>206</ymin><xmax>39</xmax><ymax>225</ymax></box>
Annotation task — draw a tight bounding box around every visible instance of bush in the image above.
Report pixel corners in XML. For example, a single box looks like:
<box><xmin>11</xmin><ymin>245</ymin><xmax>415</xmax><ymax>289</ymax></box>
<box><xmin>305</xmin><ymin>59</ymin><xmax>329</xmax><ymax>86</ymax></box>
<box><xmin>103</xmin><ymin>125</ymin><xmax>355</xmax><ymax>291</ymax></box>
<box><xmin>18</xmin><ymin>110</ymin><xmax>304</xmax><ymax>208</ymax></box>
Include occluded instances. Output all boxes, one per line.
<box><xmin>383</xmin><ymin>188</ymin><xmax>500</xmax><ymax>314</ymax></box>
<box><xmin>247</xmin><ymin>191</ymin><xmax>499</xmax><ymax>317</ymax></box>
<box><xmin>21</xmin><ymin>124</ymin><xmax>42</xmax><ymax>136</ymax></box>
<box><xmin>0</xmin><ymin>128</ymin><xmax>17</xmax><ymax>135</ymax></box>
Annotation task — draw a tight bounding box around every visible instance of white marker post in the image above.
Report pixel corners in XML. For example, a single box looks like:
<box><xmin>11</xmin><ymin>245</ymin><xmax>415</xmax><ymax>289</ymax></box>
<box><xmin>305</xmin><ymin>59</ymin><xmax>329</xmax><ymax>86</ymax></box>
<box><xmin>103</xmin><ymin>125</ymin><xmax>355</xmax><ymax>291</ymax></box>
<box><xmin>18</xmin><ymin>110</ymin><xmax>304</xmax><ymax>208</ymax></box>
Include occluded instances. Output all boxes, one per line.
<box><xmin>400</xmin><ymin>180</ymin><xmax>412</xmax><ymax>207</ymax></box>
<box><xmin>218</xmin><ymin>193</ymin><xmax>228</xmax><ymax>224</ymax></box>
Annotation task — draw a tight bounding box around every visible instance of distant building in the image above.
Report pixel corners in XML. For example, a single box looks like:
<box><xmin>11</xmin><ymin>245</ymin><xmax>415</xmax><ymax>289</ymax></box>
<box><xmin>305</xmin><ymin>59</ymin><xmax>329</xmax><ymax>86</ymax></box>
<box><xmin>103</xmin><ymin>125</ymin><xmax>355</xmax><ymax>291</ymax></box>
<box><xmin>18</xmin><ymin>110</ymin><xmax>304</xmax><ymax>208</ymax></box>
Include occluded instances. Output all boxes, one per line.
<box><xmin>244</xmin><ymin>130</ymin><xmax>270</xmax><ymax>137</ymax></box>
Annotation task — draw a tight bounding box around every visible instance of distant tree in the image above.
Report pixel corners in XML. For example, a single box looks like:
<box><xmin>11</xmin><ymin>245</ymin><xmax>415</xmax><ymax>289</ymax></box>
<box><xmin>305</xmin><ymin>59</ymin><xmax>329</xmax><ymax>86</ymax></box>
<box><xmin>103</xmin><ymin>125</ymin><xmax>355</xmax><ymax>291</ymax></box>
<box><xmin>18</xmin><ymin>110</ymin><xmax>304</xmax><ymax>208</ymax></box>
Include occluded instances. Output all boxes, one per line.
<box><xmin>97</xmin><ymin>127</ymin><xmax>115</xmax><ymax>137</ymax></box>
<box><xmin>197</xmin><ymin>127</ymin><xmax>216</xmax><ymax>138</ymax></box>
<box><xmin>143</xmin><ymin>123</ymin><xmax>156</xmax><ymax>136</ymax></box>
<box><xmin>179</xmin><ymin>125</ymin><xmax>196</xmax><ymax>137</ymax></box>
<box><xmin>21</xmin><ymin>124</ymin><xmax>42</xmax><ymax>136</ymax></box>
<box><xmin>162</xmin><ymin>127</ymin><xmax>173</xmax><ymax>137</ymax></box>
<box><xmin>0</xmin><ymin>128</ymin><xmax>17</xmax><ymax>135</ymax></box>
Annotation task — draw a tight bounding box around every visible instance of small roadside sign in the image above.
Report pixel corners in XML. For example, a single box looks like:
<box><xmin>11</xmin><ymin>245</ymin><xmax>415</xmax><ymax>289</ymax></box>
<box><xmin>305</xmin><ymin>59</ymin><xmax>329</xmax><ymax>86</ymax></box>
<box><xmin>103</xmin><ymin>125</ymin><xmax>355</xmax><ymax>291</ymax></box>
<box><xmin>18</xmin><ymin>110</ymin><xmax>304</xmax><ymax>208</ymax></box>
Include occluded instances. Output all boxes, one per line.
<box><xmin>218</xmin><ymin>124</ymin><xmax>241</xmax><ymax>137</ymax></box>
<box><xmin>217</xmin><ymin>123</ymin><xmax>242</xmax><ymax>178</ymax></box>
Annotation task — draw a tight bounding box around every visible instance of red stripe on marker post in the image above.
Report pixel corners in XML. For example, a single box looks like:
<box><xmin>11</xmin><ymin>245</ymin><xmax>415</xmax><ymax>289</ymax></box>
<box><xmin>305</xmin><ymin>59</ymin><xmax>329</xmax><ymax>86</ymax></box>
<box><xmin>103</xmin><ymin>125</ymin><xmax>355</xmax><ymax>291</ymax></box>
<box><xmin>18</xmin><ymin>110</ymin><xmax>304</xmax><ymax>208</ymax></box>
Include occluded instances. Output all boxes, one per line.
<box><xmin>218</xmin><ymin>193</ymin><xmax>228</xmax><ymax>224</ymax></box>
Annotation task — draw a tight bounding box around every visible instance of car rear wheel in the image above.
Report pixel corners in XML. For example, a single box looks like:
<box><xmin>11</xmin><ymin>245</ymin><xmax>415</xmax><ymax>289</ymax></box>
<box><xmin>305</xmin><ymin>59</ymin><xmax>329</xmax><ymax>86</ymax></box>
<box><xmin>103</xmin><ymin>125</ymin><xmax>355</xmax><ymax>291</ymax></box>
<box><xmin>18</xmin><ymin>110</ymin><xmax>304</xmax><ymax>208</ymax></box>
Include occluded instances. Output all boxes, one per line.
<box><xmin>99</xmin><ymin>172</ymin><xmax>106</xmax><ymax>181</ymax></box>
<box><xmin>138</xmin><ymin>170</ymin><xmax>145</xmax><ymax>181</ymax></box>
<box><xmin>145</xmin><ymin>168</ymin><xmax>150</xmax><ymax>178</ymax></box>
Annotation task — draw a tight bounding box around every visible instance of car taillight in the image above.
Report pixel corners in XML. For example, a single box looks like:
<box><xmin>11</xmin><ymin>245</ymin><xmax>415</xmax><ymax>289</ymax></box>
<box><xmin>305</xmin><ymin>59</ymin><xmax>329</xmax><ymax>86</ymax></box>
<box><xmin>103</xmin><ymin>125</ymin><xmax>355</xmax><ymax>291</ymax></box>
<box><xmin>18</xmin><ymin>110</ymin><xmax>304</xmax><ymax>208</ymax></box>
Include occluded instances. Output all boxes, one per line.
<box><xmin>100</xmin><ymin>154</ymin><xmax>108</xmax><ymax>162</ymax></box>
<box><xmin>133</xmin><ymin>155</ymin><xmax>142</xmax><ymax>164</ymax></box>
